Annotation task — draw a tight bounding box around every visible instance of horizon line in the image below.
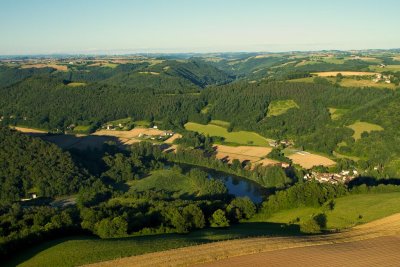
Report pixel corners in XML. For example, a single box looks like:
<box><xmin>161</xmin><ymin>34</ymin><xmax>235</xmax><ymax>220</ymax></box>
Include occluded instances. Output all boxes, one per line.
<box><xmin>1</xmin><ymin>47</ymin><xmax>400</xmax><ymax>58</ymax></box>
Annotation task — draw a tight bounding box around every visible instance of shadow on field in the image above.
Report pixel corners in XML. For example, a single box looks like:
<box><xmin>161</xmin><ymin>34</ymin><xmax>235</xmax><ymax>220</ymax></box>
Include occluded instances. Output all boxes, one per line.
<box><xmin>4</xmin><ymin>222</ymin><xmax>302</xmax><ymax>266</ymax></box>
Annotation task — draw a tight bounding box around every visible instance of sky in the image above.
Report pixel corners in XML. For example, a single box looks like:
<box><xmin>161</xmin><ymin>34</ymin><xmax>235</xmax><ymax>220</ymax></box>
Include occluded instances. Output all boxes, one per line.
<box><xmin>0</xmin><ymin>0</ymin><xmax>399</xmax><ymax>55</ymax></box>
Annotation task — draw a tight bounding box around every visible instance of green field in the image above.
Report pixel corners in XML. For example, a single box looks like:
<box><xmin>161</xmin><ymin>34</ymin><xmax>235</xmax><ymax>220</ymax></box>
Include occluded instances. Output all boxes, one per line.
<box><xmin>347</xmin><ymin>121</ymin><xmax>384</xmax><ymax>140</ymax></box>
<box><xmin>184</xmin><ymin>122</ymin><xmax>270</xmax><ymax>146</ymax></box>
<box><xmin>339</xmin><ymin>78</ymin><xmax>397</xmax><ymax>89</ymax></box>
<box><xmin>128</xmin><ymin>170</ymin><xmax>196</xmax><ymax>197</ymax></box>
<box><xmin>72</xmin><ymin>125</ymin><xmax>91</xmax><ymax>133</ymax></box>
<box><xmin>7</xmin><ymin>223</ymin><xmax>299</xmax><ymax>267</ymax></box>
<box><xmin>370</xmin><ymin>65</ymin><xmax>400</xmax><ymax>72</ymax></box>
<box><xmin>267</xmin><ymin>100</ymin><xmax>299</xmax><ymax>117</ymax></box>
<box><xmin>66</xmin><ymin>82</ymin><xmax>86</xmax><ymax>87</ymax></box>
<box><xmin>10</xmin><ymin>192</ymin><xmax>400</xmax><ymax>266</ymax></box>
<box><xmin>209</xmin><ymin>120</ymin><xmax>230</xmax><ymax>128</ymax></box>
<box><xmin>133</xmin><ymin>120</ymin><xmax>151</xmax><ymax>127</ymax></box>
<box><xmin>328</xmin><ymin>108</ymin><xmax>348</xmax><ymax>120</ymax></box>
<box><xmin>257</xmin><ymin>192</ymin><xmax>400</xmax><ymax>229</ymax></box>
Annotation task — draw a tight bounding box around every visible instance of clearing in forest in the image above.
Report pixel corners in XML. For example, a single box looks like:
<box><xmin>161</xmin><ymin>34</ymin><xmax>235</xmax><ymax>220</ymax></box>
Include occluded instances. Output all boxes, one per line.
<box><xmin>267</xmin><ymin>100</ymin><xmax>299</xmax><ymax>117</ymax></box>
<box><xmin>347</xmin><ymin>121</ymin><xmax>384</xmax><ymax>140</ymax></box>
<box><xmin>328</xmin><ymin>108</ymin><xmax>348</xmax><ymax>120</ymax></box>
<box><xmin>184</xmin><ymin>122</ymin><xmax>270</xmax><ymax>146</ymax></box>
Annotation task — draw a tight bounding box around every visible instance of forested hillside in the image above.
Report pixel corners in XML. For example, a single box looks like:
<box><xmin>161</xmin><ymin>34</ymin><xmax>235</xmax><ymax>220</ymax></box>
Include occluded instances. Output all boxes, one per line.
<box><xmin>0</xmin><ymin>127</ymin><xmax>88</xmax><ymax>203</ymax></box>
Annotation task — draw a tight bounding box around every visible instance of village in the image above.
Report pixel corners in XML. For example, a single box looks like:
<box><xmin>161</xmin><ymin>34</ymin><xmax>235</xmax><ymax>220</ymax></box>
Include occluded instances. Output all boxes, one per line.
<box><xmin>303</xmin><ymin>169</ymin><xmax>358</xmax><ymax>184</ymax></box>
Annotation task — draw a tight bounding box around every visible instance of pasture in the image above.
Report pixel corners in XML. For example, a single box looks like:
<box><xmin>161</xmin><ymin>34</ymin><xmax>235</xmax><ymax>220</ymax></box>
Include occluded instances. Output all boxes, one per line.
<box><xmin>209</xmin><ymin>120</ymin><xmax>230</xmax><ymax>128</ymax></box>
<box><xmin>370</xmin><ymin>65</ymin><xmax>400</xmax><ymax>72</ymax></box>
<box><xmin>288</xmin><ymin>151</ymin><xmax>336</xmax><ymax>169</ymax></box>
<box><xmin>184</xmin><ymin>122</ymin><xmax>270</xmax><ymax>146</ymax></box>
<box><xmin>347</xmin><ymin>121</ymin><xmax>384</xmax><ymax>140</ymax></box>
<box><xmin>129</xmin><ymin>170</ymin><xmax>195</xmax><ymax>197</ymax></box>
<box><xmin>339</xmin><ymin>78</ymin><xmax>397</xmax><ymax>89</ymax></box>
<box><xmin>263</xmin><ymin>192</ymin><xmax>400</xmax><ymax>229</ymax></box>
<box><xmin>267</xmin><ymin>99</ymin><xmax>299</xmax><ymax>117</ymax></box>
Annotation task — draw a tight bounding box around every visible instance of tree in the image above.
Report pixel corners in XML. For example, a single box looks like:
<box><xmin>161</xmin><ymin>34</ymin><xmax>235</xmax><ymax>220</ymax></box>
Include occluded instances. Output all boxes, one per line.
<box><xmin>95</xmin><ymin>216</ymin><xmax>128</xmax><ymax>238</ymax></box>
<box><xmin>182</xmin><ymin>204</ymin><xmax>205</xmax><ymax>229</ymax></box>
<box><xmin>300</xmin><ymin>213</ymin><xmax>327</xmax><ymax>234</ymax></box>
<box><xmin>209</xmin><ymin>209</ymin><xmax>230</xmax><ymax>228</ymax></box>
<box><xmin>227</xmin><ymin>197</ymin><xmax>256</xmax><ymax>221</ymax></box>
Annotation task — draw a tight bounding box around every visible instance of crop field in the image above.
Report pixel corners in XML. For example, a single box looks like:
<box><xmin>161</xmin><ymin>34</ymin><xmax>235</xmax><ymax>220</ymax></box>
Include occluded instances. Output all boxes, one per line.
<box><xmin>13</xmin><ymin>126</ymin><xmax>47</xmax><ymax>134</ymax></box>
<box><xmin>19</xmin><ymin>63</ymin><xmax>68</xmax><ymax>71</ymax></box>
<box><xmin>288</xmin><ymin>151</ymin><xmax>336</xmax><ymax>169</ymax></box>
<box><xmin>184</xmin><ymin>122</ymin><xmax>270</xmax><ymax>146</ymax></box>
<box><xmin>214</xmin><ymin>145</ymin><xmax>272</xmax><ymax>164</ymax></box>
<box><xmin>347</xmin><ymin>121</ymin><xmax>384</xmax><ymax>140</ymax></box>
<box><xmin>199</xmin><ymin>235</ymin><xmax>400</xmax><ymax>267</ymax></box>
<box><xmin>267</xmin><ymin>100</ymin><xmax>299</xmax><ymax>117</ymax></box>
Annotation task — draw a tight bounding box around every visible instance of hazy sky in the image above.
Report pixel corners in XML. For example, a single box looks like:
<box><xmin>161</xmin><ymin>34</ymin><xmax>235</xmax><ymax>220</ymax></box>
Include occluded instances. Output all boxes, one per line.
<box><xmin>1</xmin><ymin>0</ymin><xmax>399</xmax><ymax>55</ymax></box>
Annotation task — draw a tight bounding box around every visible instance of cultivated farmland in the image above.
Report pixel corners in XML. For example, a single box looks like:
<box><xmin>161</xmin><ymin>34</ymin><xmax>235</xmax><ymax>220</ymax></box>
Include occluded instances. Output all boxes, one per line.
<box><xmin>288</xmin><ymin>151</ymin><xmax>336</xmax><ymax>169</ymax></box>
<box><xmin>214</xmin><ymin>145</ymin><xmax>272</xmax><ymax>164</ymax></box>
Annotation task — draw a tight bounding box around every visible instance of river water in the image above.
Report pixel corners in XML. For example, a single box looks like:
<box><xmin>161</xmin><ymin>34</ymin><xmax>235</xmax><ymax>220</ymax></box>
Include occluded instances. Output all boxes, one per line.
<box><xmin>176</xmin><ymin>163</ymin><xmax>267</xmax><ymax>204</ymax></box>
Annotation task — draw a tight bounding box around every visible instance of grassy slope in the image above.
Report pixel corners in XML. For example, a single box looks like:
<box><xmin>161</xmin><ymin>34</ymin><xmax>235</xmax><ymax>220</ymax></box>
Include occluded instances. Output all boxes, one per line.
<box><xmin>8</xmin><ymin>223</ymin><xmax>299</xmax><ymax>267</ymax></box>
<box><xmin>184</xmin><ymin>122</ymin><xmax>270</xmax><ymax>146</ymax></box>
<box><xmin>11</xmin><ymin>192</ymin><xmax>400</xmax><ymax>267</ymax></box>
<box><xmin>129</xmin><ymin>170</ymin><xmax>195</xmax><ymax>197</ymax></box>
<box><xmin>255</xmin><ymin>192</ymin><xmax>400</xmax><ymax>229</ymax></box>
